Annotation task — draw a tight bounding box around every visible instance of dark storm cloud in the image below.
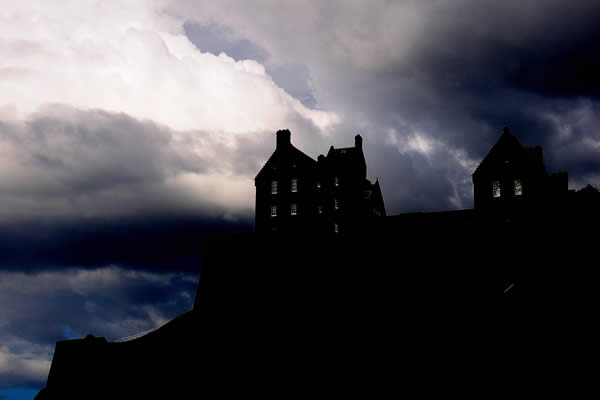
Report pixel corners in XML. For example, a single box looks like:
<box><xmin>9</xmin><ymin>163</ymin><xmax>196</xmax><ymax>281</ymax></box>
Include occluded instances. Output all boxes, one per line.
<box><xmin>410</xmin><ymin>1</ymin><xmax>600</xmax><ymax>99</ymax></box>
<box><xmin>0</xmin><ymin>215</ymin><xmax>251</xmax><ymax>272</ymax></box>
<box><xmin>0</xmin><ymin>104</ymin><xmax>267</xmax><ymax>219</ymax></box>
<box><xmin>0</xmin><ymin>104</ymin><xmax>261</xmax><ymax>271</ymax></box>
<box><xmin>302</xmin><ymin>0</ymin><xmax>600</xmax><ymax>210</ymax></box>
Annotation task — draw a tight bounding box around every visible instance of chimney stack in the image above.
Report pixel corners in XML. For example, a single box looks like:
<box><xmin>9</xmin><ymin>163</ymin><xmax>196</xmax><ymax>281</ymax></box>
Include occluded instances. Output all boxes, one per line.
<box><xmin>276</xmin><ymin>129</ymin><xmax>291</xmax><ymax>149</ymax></box>
<box><xmin>355</xmin><ymin>134</ymin><xmax>363</xmax><ymax>150</ymax></box>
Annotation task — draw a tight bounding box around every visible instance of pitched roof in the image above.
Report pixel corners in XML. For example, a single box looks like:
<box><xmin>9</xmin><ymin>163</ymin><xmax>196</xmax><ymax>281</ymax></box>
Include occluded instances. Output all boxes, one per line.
<box><xmin>473</xmin><ymin>127</ymin><xmax>546</xmax><ymax>178</ymax></box>
<box><xmin>254</xmin><ymin>144</ymin><xmax>317</xmax><ymax>181</ymax></box>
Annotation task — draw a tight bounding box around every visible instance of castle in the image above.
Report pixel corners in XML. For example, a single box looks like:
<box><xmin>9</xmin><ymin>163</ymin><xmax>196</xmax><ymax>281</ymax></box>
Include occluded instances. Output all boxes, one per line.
<box><xmin>36</xmin><ymin>125</ymin><xmax>600</xmax><ymax>399</ymax></box>
<box><xmin>254</xmin><ymin>129</ymin><xmax>385</xmax><ymax>234</ymax></box>
<box><xmin>256</xmin><ymin>126</ymin><xmax>599</xmax><ymax>232</ymax></box>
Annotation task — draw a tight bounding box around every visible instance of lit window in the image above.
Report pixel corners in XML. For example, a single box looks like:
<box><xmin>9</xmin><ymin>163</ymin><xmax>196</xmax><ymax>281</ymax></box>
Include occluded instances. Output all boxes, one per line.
<box><xmin>493</xmin><ymin>180</ymin><xmax>501</xmax><ymax>198</ymax></box>
<box><xmin>514</xmin><ymin>179</ymin><xmax>523</xmax><ymax>196</ymax></box>
<box><xmin>291</xmin><ymin>178</ymin><xmax>298</xmax><ymax>192</ymax></box>
<box><xmin>271</xmin><ymin>205</ymin><xmax>277</xmax><ymax>217</ymax></box>
<box><xmin>334</xmin><ymin>176</ymin><xmax>340</xmax><ymax>187</ymax></box>
<box><xmin>291</xmin><ymin>203</ymin><xmax>297</xmax><ymax>215</ymax></box>
<box><xmin>318</xmin><ymin>205</ymin><xmax>323</xmax><ymax>214</ymax></box>
<box><xmin>271</xmin><ymin>180</ymin><xmax>278</xmax><ymax>194</ymax></box>
<box><xmin>316</xmin><ymin>182</ymin><xmax>321</xmax><ymax>189</ymax></box>
<box><xmin>334</xmin><ymin>199</ymin><xmax>340</xmax><ymax>210</ymax></box>
<box><xmin>334</xmin><ymin>223</ymin><xmax>339</xmax><ymax>233</ymax></box>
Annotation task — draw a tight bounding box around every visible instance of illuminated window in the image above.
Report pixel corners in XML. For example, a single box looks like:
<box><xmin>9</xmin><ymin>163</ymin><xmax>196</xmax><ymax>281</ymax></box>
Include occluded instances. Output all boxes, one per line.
<box><xmin>334</xmin><ymin>223</ymin><xmax>339</xmax><ymax>233</ymax></box>
<box><xmin>493</xmin><ymin>180</ymin><xmax>501</xmax><ymax>198</ymax></box>
<box><xmin>318</xmin><ymin>205</ymin><xmax>323</xmax><ymax>214</ymax></box>
<box><xmin>291</xmin><ymin>178</ymin><xmax>298</xmax><ymax>192</ymax></box>
<box><xmin>514</xmin><ymin>179</ymin><xmax>523</xmax><ymax>196</ymax></box>
<box><xmin>271</xmin><ymin>180</ymin><xmax>278</xmax><ymax>194</ymax></box>
<box><xmin>334</xmin><ymin>199</ymin><xmax>340</xmax><ymax>210</ymax></box>
<box><xmin>334</xmin><ymin>176</ymin><xmax>340</xmax><ymax>187</ymax></box>
<box><xmin>316</xmin><ymin>181</ymin><xmax>321</xmax><ymax>189</ymax></box>
<box><xmin>290</xmin><ymin>203</ymin><xmax>297</xmax><ymax>215</ymax></box>
<box><xmin>271</xmin><ymin>205</ymin><xmax>277</xmax><ymax>217</ymax></box>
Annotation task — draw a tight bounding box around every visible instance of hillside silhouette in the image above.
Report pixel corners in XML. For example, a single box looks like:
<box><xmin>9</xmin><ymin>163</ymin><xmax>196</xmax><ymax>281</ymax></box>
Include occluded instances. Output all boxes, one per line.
<box><xmin>35</xmin><ymin>127</ymin><xmax>600</xmax><ymax>398</ymax></box>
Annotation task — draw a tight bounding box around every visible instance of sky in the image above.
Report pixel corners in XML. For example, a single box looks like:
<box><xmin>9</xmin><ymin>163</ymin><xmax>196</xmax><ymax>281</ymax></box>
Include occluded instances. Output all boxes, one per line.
<box><xmin>1</xmin><ymin>0</ymin><xmax>600</xmax><ymax>397</ymax></box>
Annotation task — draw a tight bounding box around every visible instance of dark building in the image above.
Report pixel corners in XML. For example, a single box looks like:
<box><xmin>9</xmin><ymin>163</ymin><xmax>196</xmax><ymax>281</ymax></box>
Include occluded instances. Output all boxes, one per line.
<box><xmin>254</xmin><ymin>129</ymin><xmax>385</xmax><ymax>234</ymax></box>
<box><xmin>472</xmin><ymin>127</ymin><xmax>569</xmax><ymax>222</ymax></box>
<box><xmin>36</xmin><ymin>126</ymin><xmax>600</xmax><ymax>400</ymax></box>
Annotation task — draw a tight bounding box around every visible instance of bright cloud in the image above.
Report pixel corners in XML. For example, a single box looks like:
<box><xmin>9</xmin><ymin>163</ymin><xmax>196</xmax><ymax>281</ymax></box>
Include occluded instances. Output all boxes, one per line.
<box><xmin>0</xmin><ymin>0</ymin><xmax>338</xmax><ymax>134</ymax></box>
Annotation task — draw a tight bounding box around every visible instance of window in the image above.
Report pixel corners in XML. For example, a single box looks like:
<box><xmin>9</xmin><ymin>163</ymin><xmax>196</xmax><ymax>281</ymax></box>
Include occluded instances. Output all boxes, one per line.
<box><xmin>514</xmin><ymin>179</ymin><xmax>523</xmax><ymax>196</ymax></box>
<box><xmin>318</xmin><ymin>205</ymin><xmax>323</xmax><ymax>214</ymax></box>
<box><xmin>271</xmin><ymin>205</ymin><xmax>277</xmax><ymax>217</ymax></box>
<box><xmin>334</xmin><ymin>199</ymin><xmax>340</xmax><ymax>210</ymax></box>
<box><xmin>334</xmin><ymin>176</ymin><xmax>340</xmax><ymax>187</ymax></box>
<box><xmin>290</xmin><ymin>203</ymin><xmax>297</xmax><ymax>215</ymax></box>
<box><xmin>291</xmin><ymin>178</ymin><xmax>298</xmax><ymax>192</ymax></box>
<box><xmin>334</xmin><ymin>223</ymin><xmax>339</xmax><ymax>233</ymax></box>
<box><xmin>316</xmin><ymin>182</ymin><xmax>321</xmax><ymax>189</ymax></box>
<box><xmin>493</xmin><ymin>180</ymin><xmax>501</xmax><ymax>198</ymax></box>
<box><xmin>271</xmin><ymin>180</ymin><xmax>278</xmax><ymax>194</ymax></box>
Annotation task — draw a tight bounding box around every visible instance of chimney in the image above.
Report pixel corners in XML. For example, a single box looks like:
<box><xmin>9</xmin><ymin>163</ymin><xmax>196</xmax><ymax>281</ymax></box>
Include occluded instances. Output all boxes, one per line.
<box><xmin>276</xmin><ymin>129</ymin><xmax>291</xmax><ymax>149</ymax></box>
<box><xmin>355</xmin><ymin>134</ymin><xmax>363</xmax><ymax>150</ymax></box>
<box><xmin>503</xmin><ymin>126</ymin><xmax>511</xmax><ymax>136</ymax></box>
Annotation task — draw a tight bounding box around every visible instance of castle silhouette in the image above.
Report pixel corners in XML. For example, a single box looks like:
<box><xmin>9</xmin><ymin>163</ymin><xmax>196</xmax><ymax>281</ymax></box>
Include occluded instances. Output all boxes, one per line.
<box><xmin>35</xmin><ymin>126</ymin><xmax>600</xmax><ymax>399</ymax></box>
<box><xmin>256</xmin><ymin>126</ymin><xmax>598</xmax><ymax>232</ymax></box>
<box><xmin>255</xmin><ymin>129</ymin><xmax>385</xmax><ymax>235</ymax></box>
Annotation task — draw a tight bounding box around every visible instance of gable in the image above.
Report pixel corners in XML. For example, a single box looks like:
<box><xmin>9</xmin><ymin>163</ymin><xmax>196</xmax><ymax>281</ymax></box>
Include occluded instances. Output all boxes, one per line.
<box><xmin>255</xmin><ymin>145</ymin><xmax>317</xmax><ymax>182</ymax></box>
<box><xmin>473</xmin><ymin>128</ymin><xmax>547</xmax><ymax>180</ymax></box>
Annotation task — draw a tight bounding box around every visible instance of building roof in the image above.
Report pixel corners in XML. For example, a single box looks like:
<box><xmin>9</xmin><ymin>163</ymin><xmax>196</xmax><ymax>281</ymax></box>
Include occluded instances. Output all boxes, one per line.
<box><xmin>325</xmin><ymin>145</ymin><xmax>364</xmax><ymax>167</ymax></box>
<box><xmin>473</xmin><ymin>127</ymin><xmax>547</xmax><ymax>178</ymax></box>
<box><xmin>254</xmin><ymin>143</ymin><xmax>317</xmax><ymax>181</ymax></box>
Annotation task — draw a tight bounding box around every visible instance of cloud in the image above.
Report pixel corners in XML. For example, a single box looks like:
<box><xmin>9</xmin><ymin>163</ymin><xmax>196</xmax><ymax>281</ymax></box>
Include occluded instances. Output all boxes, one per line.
<box><xmin>0</xmin><ymin>105</ymin><xmax>286</xmax><ymax>222</ymax></box>
<box><xmin>0</xmin><ymin>0</ymin><xmax>338</xmax><ymax>135</ymax></box>
<box><xmin>0</xmin><ymin>266</ymin><xmax>197</xmax><ymax>388</ymax></box>
<box><xmin>167</xmin><ymin>0</ymin><xmax>600</xmax><ymax>212</ymax></box>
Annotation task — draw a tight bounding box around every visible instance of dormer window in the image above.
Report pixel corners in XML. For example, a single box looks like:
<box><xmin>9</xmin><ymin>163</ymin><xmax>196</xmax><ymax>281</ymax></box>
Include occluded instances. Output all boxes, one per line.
<box><xmin>290</xmin><ymin>203</ymin><xmax>297</xmax><ymax>215</ymax></box>
<box><xmin>514</xmin><ymin>179</ymin><xmax>523</xmax><ymax>196</ymax></box>
<box><xmin>291</xmin><ymin>178</ymin><xmax>298</xmax><ymax>192</ymax></box>
<box><xmin>271</xmin><ymin>205</ymin><xmax>278</xmax><ymax>217</ymax></box>
<box><xmin>271</xmin><ymin>180</ymin><xmax>278</xmax><ymax>194</ymax></box>
<box><xmin>493</xmin><ymin>180</ymin><xmax>501</xmax><ymax>198</ymax></box>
